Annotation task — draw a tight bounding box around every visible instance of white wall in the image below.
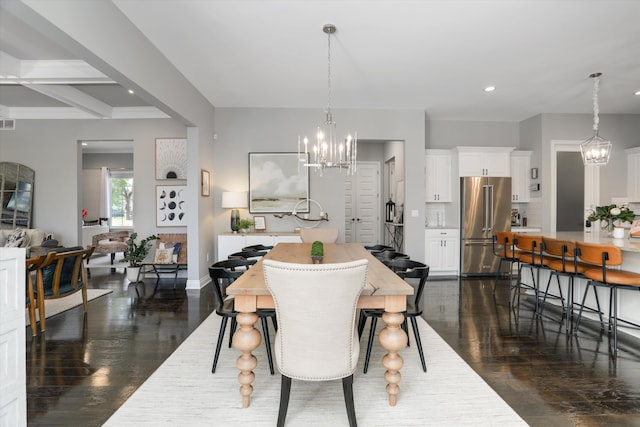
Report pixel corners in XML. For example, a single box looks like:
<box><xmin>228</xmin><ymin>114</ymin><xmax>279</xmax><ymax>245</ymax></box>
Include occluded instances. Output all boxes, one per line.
<box><xmin>213</xmin><ymin>108</ymin><xmax>426</xmax><ymax>261</ymax></box>
<box><xmin>1</xmin><ymin>119</ymin><xmax>185</xmax><ymax>246</ymax></box>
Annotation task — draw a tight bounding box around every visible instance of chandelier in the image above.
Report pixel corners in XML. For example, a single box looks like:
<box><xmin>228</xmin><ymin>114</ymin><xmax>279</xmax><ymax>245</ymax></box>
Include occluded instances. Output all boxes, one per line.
<box><xmin>580</xmin><ymin>72</ymin><xmax>612</xmax><ymax>166</ymax></box>
<box><xmin>298</xmin><ymin>24</ymin><xmax>357</xmax><ymax>176</ymax></box>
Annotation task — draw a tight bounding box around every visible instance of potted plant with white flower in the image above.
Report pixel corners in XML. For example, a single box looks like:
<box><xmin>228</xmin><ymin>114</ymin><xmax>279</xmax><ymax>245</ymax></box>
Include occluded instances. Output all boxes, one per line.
<box><xmin>587</xmin><ymin>204</ymin><xmax>635</xmax><ymax>237</ymax></box>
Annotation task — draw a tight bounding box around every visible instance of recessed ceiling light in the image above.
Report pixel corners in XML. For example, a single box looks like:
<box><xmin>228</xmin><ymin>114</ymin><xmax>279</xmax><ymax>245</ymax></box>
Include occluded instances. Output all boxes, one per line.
<box><xmin>128</xmin><ymin>89</ymin><xmax>134</xmax><ymax>94</ymax></box>
<box><xmin>635</xmin><ymin>90</ymin><xmax>640</xmax><ymax>96</ymax></box>
<box><xmin>484</xmin><ymin>86</ymin><xmax>496</xmax><ymax>92</ymax></box>
<box><xmin>81</xmin><ymin>142</ymin><xmax>88</xmax><ymax>146</ymax></box>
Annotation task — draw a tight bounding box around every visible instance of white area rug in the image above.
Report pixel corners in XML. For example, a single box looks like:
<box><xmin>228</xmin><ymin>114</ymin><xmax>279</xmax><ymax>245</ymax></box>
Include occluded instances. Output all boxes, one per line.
<box><xmin>25</xmin><ymin>288</ymin><xmax>112</xmax><ymax>324</ymax></box>
<box><xmin>105</xmin><ymin>313</ymin><xmax>526</xmax><ymax>426</ymax></box>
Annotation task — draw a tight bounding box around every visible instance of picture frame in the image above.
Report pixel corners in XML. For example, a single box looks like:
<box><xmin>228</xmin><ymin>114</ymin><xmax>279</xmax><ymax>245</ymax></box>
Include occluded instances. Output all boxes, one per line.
<box><xmin>201</xmin><ymin>169</ymin><xmax>210</xmax><ymax>197</ymax></box>
<box><xmin>156</xmin><ymin>185</ymin><xmax>186</xmax><ymax>227</ymax></box>
<box><xmin>253</xmin><ymin>215</ymin><xmax>266</xmax><ymax>231</ymax></box>
<box><xmin>156</xmin><ymin>138</ymin><xmax>187</xmax><ymax>180</ymax></box>
<box><xmin>249</xmin><ymin>152</ymin><xmax>309</xmax><ymax>213</ymax></box>
<box><xmin>531</xmin><ymin>167</ymin><xmax>538</xmax><ymax>180</ymax></box>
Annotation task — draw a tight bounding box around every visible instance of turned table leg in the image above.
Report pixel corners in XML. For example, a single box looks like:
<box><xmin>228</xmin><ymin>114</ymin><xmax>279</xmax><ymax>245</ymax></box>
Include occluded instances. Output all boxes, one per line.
<box><xmin>379</xmin><ymin>311</ymin><xmax>407</xmax><ymax>406</ymax></box>
<box><xmin>232</xmin><ymin>311</ymin><xmax>261</xmax><ymax>408</ymax></box>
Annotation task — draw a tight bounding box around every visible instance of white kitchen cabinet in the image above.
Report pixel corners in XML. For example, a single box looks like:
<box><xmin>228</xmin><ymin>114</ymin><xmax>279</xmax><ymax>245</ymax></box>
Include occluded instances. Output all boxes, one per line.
<box><xmin>424</xmin><ymin>229</ymin><xmax>459</xmax><ymax>276</ymax></box>
<box><xmin>627</xmin><ymin>147</ymin><xmax>640</xmax><ymax>202</ymax></box>
<box><xmin>217</xmin><ymin>232</ymin><xmax>301</xmax><ymax>261</ymax></box>
<box><xmin>425</xmin><ymin>149</ymin><xmax>452</xmax><ymax>202</ymax></box>
<box><xmin>456</xmin><ymin>147</ymin><xmax>514</xmax><ymax>177</ymax></box>
<box><xmin>510</xmin><ymin>151</ymin><xmax>531</xmax><ymax>203</ymax></box>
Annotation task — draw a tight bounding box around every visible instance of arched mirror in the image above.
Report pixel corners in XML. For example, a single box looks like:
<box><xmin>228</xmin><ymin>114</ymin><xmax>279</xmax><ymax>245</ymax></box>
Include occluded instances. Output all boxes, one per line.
<box><xmin>0</xmin><ymin>162</ymin><xmax>35</xmax><ymax>229</ymax></box>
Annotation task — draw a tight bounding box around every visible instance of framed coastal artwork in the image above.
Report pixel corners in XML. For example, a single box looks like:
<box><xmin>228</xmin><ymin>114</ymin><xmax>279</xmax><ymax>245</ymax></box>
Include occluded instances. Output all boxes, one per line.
<box><xmin>248</xmin><ymin>152</ymin><xmax>309</xmax><ymax>213</ymax></box>
<box><xmin>156</xmin><ymin>185</ymin><xmax>186</xmax><ymax>226</ymax></box>
<box><xmin>156</xmin><ymin>138</ymin><xmax>187</xmax><ymax>180</ymax></box>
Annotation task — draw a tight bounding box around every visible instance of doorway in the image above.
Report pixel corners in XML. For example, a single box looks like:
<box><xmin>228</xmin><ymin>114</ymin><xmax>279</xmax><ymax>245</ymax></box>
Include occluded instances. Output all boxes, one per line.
<box><xmin>344</xmin><ymin>161</ymin><xmax>380</xmax><ymax>245</ymax></box>
<box><xmin>556</xmin><ymin>152</ymin><xmax>584</xmax><ymax>231</ymax></box>
<box><xmin>550</xmin><ymin>140</ymin><xmax>600</xmax><ymax>232</ymax></box>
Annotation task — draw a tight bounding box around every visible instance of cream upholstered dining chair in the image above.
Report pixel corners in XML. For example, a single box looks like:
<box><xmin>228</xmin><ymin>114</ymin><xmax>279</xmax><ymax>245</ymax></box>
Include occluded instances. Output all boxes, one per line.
<box><xmin>262</xmin><ymin>259</ymin><xmax>368</xmax><ymax>427</ymax></box>
<box><xmin>299</xmin><ymin>227</ymin><xmax>339</xmax><ymax>243</ymax></box>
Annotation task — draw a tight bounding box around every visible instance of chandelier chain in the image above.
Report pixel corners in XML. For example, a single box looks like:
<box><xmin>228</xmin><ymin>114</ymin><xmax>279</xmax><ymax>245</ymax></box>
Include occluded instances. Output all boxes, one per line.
<box><xmin>326</xmin><ymin>27</ymin><xmax>332</xmax><ymax>121</ymax></box>
<box><xmin>592</xmin><ymin>75</ymin><xmax>599</xmax><ymax>133</ymax></box>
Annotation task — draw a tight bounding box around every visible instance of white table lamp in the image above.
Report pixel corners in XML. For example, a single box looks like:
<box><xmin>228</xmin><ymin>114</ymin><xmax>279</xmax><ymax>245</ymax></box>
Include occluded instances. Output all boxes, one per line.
<box><xmin>221</xmin><ymin>191</ymin><xmax>248</xmax><ymax>233</ymax></box>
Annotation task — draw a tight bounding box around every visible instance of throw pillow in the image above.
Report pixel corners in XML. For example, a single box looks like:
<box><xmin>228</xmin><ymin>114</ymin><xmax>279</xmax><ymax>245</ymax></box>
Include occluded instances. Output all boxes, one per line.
<box><xmin>159</xmin><ymin>242</ymin><xmax>181</xmax><ymax>263</ymax></box>
<box><xmin>154</xmin><ymin>248</ymin><xmax>174</xmax><ymax>264</ymax></box>
<box><xmin>5</xmin><ymin>228</ymin><xmax>29</xmax><ymax>247</ymax></box>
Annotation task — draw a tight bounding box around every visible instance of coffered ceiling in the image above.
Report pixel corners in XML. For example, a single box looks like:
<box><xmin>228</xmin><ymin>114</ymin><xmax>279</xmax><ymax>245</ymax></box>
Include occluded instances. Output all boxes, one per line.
<box><xmin>1</xmin><ymin>0</ymin><xmax>639</xmax><ymax>122</ymax></box>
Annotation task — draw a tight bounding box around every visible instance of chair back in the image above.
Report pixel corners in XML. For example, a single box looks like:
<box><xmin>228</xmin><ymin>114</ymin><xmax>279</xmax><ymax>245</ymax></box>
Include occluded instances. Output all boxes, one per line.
<box><xmin>242</xmin><ymin>244</ymin><xmax>274</xmax><ymax>252</ymax></box>
<box><xmin>364</xmin><ymin>244</ymin><xmax>394</xmax><ymax>252</ymax></box>
<box><xmin>299</xmin><ymin>227</ymin><xmax>339</xmax><ymax>243</ymax></box>
<box><xmin>91</xmin><ymin>231</ymin><xmax>129</xmax><ymax>253</ymax></box>
<box><xmin>493</xmin><ymin>231</ymin><xmax>517</xmax><ymax>258</ymax></box>
<box><xmin>228</xmin><ymin>250</ymin><xmax>267</xmax><ymax>259</ymax></box>
<box><xmin>576</xmin><ymin>241</ymin><xmax>623</xmax><ymax>267</ymax></box>
<box><xmin>208</xmin><ymin>259</ymin><xmax>254</xmax><ymax>309</ymax></box>
<box><xmin>262</xmin><ymin>259</ymin><xmax>368</xmax><ymax>380</ymax></box>
<box><xmin>373</xmin><ymin>250</ymin><xmax>409</xmax><ymax>261</ymax></box>
<box><xmin>387</xmin><ymin>259</ymin><xmax>430</xmax><ymax>306</ymax></box>
<box><xmin>37</xmin><ymin>246</ymin><xmax>91</xmax><ymax>297</ymax></box>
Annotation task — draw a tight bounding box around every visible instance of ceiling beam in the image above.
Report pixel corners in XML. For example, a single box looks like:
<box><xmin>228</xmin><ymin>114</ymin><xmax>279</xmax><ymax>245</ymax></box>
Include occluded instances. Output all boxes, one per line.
<box><xmin>24</xmin><ymin>84</ymin><xmax>113</xmax><ymax>118</ymax></box>
<box><xmin>0</xmin><ymin>52</ymin><xmax>114</xmax><ymax>84</ymax></box>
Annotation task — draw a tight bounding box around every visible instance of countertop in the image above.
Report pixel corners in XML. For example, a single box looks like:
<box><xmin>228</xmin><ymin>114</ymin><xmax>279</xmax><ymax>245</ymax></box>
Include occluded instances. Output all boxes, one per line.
<box><xmin>550</xmin><ymin>231</ymin><xmax>640</xmax><ymax>253</ymax></box>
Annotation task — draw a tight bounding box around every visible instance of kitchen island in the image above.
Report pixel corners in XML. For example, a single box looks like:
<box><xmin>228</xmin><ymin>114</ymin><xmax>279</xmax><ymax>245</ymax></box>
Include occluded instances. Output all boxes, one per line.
<box><xmin>516</xmin><ymin>230</ymin><xmax>640</xmax><ymax>340</ymax></box>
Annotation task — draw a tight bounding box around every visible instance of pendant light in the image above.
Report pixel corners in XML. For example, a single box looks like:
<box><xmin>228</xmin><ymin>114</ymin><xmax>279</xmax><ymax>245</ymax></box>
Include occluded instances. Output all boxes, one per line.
<box><xmin>580</xmin><ymin>72</ymin><xmax>612</xmax><ymax>166</ymax></box>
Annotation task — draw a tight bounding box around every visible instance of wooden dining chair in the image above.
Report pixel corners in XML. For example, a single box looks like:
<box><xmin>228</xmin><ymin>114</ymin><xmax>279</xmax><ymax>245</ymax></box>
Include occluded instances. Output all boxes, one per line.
<box><xmin>299</xmin><ymin>227</ymin><xmax>339</xmax><ymax>243</ymax></box>
<box><xmin>262</xmin><ymin>258</ymin><xmax>368</xmax><ymax>427</ymax></box>
<box><xmin>25</xmin><ymin>254</ymin><xmax>47</xmax><ymax>336</ymax></box>
<box><xmin>33</xmin><ymin>246</ymin><xmax>94</xmax><ymax>332</ymax></box>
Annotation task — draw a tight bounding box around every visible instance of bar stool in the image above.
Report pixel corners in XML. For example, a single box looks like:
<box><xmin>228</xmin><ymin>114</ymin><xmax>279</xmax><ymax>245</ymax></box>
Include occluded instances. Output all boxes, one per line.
<box><xmin>492</xmin><ymin>231</ymin><xmax>520</xmax><ymax>294</ymax></box>
<box><xmin>539</xmin><ymin>237</ymin><xmax>589</xmax><ymax>331</ymax></box>
<box><xmin>574</xmin><ymin>241</ymin><xmax>640</xmax><ymax>354</ymax></box>
<box><xmin>512</xmin><ymin>234</ymin><xmax>546</xmax><ymax>309</ymax></box>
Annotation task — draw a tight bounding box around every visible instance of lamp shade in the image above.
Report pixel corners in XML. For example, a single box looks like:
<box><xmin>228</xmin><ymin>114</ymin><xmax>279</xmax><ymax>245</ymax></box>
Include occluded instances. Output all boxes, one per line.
<box><xmin>221</xmin><ymin>191</ymin><xmax>248</xmax><ymax>209</ymax></box>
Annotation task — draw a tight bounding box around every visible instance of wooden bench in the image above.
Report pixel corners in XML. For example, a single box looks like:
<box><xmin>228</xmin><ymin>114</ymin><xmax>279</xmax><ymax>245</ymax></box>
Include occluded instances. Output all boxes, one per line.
<box><xmin>140</xmin><ymin>233</ymin><xmax>187</xmax><ymax>287</ymax></box>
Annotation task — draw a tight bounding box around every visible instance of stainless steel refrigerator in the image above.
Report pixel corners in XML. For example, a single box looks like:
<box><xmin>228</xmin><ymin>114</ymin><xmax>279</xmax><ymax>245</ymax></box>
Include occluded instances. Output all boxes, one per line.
<box><xmin>460</xmin><ymin>176</ymin><xmax>512</xmax><ymax>276</ymax></box>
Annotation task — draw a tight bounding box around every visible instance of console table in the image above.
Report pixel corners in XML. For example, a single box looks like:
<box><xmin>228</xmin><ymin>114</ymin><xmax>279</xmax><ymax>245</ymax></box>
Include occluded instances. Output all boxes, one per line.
<box><xmin>217</xmin><ymin>232</ymin><xmax>301</xmax><ymax>261</ymax></box>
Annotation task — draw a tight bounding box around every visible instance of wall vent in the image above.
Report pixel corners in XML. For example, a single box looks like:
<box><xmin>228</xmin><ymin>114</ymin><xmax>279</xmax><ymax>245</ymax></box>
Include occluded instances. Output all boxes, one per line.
<box><xmin>0</xmin><ymin>119</ymin><xmax>16</xmax><ymax>130</ymax></box>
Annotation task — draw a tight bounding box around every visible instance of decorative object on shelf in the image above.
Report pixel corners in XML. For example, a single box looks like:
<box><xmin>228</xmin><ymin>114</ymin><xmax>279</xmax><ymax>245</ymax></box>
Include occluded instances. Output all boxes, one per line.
<box><xmin>580</xmin><ymin>73</ymin><xmax>612</xmax><ymax>166</ymax></box>
<box><xmin>156</xmin><ymin>138</ymin><xmax>187</xmax><ymax>179</ymax></box>
<box><xmin>253</xmin><ymin>215</ymin><xmax>266</xmax><ymax>231</ymax></box>
<box><xmin>237</xmin><ymin>218</ymin><xmax>253</xmax><ymax>234</ymax></box>
<box><xmin>201</xmin><ymin>169</ymin><xmax>210</xmax><ymax>197</ymax></box>
<box><xmin>249</xmin><ymin>152</ymin><xmax>309</xmax><ymax>213</ymax></box>
<box><xmin>156</xmin><ymin>185</ymin><xmax>186</xmax><ymax>227</ymax></box>
<box><xmin>222</xmin><ymin>191</ymin><xmax>248</xmax><ymax>233</ymax></box>
<box><xmin>587</xmin><ymin>204</ymin><xmax>635</xmax><ymax>234</ymax></box>
<box><xmin>385</xmin><ymin>198</ymin><xmax>395</xmax><ymax>223</ymax></box>
<box><xmin>121</xmin><ymin>232</ymin><xmax>159</xmax><ymax>271</ymax></box>
<box><xmin>311</xmin><ymin>240</ymin><xmax>324</xmax><ymax>263</ymax></box>
<box><xmin>612</xmin><ymin>226</ymin><xmax>625</xmax><ymax>239</ymax></box>
<box><xmin>276</xmin><ymin>198</ymin><xmax>329</xmax><ymax>229</ymax></box>
<box><xmin>297</xmin><ymin>24</ymin><xmax>357</xmax><ymax>176</ymax></box>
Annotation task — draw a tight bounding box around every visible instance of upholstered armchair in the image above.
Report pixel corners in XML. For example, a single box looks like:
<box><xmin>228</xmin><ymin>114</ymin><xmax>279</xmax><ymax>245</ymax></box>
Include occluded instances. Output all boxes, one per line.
<box><xmin>262</xmin><ymin>259</ymin><xmax>368</xmax><ymax>427</ymax></box>
<box><xmin>88</xmin><ymin>231</ymin><xmax>129</xmax><ymax>272</ymax></box>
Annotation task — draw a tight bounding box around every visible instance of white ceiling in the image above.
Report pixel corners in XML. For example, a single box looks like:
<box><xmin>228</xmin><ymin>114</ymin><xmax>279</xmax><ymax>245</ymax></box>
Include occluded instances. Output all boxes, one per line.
<box><xmin>1</xmin><ymin>0</ymin><xmax>639</xmax><ymax>122</ymax></box>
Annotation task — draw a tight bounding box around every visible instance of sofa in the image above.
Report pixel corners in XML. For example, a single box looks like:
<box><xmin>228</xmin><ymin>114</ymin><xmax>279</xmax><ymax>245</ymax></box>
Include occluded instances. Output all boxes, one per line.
<box><xmin>0</xmin><ymin>228</ymin><xmax>54</xmax><ymax>250</ymax></box>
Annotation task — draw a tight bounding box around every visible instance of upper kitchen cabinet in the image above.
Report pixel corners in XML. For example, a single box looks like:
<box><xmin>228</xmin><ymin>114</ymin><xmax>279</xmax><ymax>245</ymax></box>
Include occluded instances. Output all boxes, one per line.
<box><xmin>510</xmin><ymin>151</ymin><xmax>531</xmax><ymax>203</ymax></box>
<box><xmin>455</xmin><ymin>146</ymin><xmax>514</xmax><ymax>177</ymax></box>
<box><xmin>627</xmin><ymin>147</ymin><xmax>640</xmax><ymax>202</ymax></box>
<box><xmin>425</xmin><ymin>149</ymin><xmax>452</xmax><ymax>202</ymax></box>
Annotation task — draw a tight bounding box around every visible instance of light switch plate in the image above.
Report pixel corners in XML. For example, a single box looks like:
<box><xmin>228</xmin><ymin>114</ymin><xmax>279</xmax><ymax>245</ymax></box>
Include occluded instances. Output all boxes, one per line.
<box><xmin>411</xmin><ymin>209</ymin><xmax>419</xmax><ymax>217</ymax></box>
<box><xmin>530</xmin><ymin>183</ymin><xmax>540</xmax><ymax>191</ymax></box>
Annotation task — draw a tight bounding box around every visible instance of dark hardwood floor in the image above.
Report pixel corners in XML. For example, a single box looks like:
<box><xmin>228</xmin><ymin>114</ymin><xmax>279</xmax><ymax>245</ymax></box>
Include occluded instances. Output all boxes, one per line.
<box><xmin>26</xmin><ymin>269</ymin><xmax>640</xmax><ymax>426</ymax></box>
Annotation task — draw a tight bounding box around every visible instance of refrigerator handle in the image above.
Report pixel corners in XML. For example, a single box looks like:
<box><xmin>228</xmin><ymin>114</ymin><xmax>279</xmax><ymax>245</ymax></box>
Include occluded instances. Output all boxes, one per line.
<box><xmin>488</xmin><ymin>184</ymin><xmax>494</xmax><ymax>232</ymax></box>
<box><xmin>482</xmin><ymin>185</ymin><xmax>493</xmax><ymax>231</ymax></box>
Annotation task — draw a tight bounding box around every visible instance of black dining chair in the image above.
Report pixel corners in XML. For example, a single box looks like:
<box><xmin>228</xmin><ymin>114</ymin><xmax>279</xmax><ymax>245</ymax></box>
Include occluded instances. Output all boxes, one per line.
<box><xmin>358</xmin><ymin>258</ymin><xmax>430</xmax><ymax>373</ymax></box>
<box><xmin>209</xmin><ymin>259</ymin><xmax>277</xmax><ymax>374</ymax></box>
<box><xmin>228</xmin><ymin>250</ymin><xmax>268</xmax><ymax>260</ymax></box>
<box><xmin>364</xmin><ymin>244</ymin><xmax>394</xmax><ymax>252</ymax></box>
<box><xmin>242</xmin><ymin>244</ymin><xmax>273</xmax><ymax>252</ymax></box>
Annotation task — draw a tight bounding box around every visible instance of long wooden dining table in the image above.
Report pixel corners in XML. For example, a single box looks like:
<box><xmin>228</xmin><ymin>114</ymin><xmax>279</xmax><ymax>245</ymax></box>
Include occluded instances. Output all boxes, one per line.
<box><xmin>226</xmin><ymin>242</ymin><xmax>414</xmax><ymax>408</ymax></box>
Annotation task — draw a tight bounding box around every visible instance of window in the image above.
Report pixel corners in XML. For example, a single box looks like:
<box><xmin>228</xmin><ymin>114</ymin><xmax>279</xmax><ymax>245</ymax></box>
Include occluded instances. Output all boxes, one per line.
<box><xmin>110</xmin><ymin>171</ymin><xmax>133</xmax><ymax>227</ymax></box>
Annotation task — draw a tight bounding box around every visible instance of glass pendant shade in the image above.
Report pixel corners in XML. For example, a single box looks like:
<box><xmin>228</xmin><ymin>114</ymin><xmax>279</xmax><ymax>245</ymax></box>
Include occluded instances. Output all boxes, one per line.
<box><xmin>580</xmin><ymin>134</ymin><xmax>612</xmax><ymax>166</ymax></box>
